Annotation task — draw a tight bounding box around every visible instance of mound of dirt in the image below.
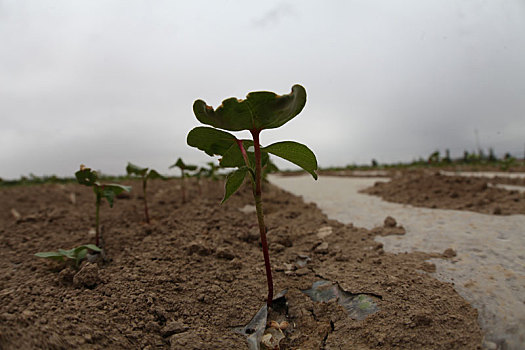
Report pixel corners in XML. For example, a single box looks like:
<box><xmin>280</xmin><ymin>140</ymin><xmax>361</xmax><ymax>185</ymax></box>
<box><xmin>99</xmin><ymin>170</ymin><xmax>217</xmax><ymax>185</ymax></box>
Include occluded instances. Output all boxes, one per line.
<box><xmin>0</xmin><ymin>179</ymin><xmax>481</xmax><ymax>349</ymax></box>
<box><xmin>362</xmin><ymin>171</ymin><xmax>525</xmax><ymax>216</ymax></box>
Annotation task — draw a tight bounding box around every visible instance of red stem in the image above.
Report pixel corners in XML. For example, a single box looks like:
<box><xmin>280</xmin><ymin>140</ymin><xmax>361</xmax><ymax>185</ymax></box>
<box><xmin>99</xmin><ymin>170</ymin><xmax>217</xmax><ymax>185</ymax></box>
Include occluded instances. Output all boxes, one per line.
<box><xmin>236</xmin><ymin>139</ymin><xmax>250</xmax><ymax>167</ymax></box>
<box><xmin>250</xmin><ymin>129</ymin><xmax>273</xmax><ymax>307</ymax></box>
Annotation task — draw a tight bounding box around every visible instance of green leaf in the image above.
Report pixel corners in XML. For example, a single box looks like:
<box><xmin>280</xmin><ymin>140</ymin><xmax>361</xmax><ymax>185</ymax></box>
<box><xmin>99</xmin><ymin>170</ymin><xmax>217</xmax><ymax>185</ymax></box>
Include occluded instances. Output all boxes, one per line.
<box><xmin>75</xmin><ymin>167</ymin><xmax>98</xmax><ymax>187</ymax></box>
<box><xmin>81</xmin><ymin>244</ymin><xmax>102</xmax><ymax>252</ymax></box>
<box><xmin>147</xmin><ymin>169</ymin><xmax>167</xmax><ymax>181</ymax></box>
<box><xmin>73</xmin><ymin>244</ymin><xmax>101</xmax><ymax>255</ymax></box>
<box><xmin>35</xmin><ymin>244</ymin><xmax>100</xmax><ymax>263</ymax></box>
<box><xmin>101</xmin><ymin>184</ymin><xmax>131</xmax><ymax>207</ymax></box>
<box><xmin>263</xmin><ymin>141</ymin><xmax>318</xmax><ymax>180</ymax></box>
<box><xmin>35</xmin><ymin>251</ymin><xmax>65</xmax><ymax>261</ymax></box>
<box><xmin>75</xmin><ymin>248</ymin><xmax>88</xmax><ymax>263</ymax></box>
<box><xmin>126</xmin><ymin>162</ymin><xmax>148</xmax><ymax>177</ymax></box>
<box><xmin>169</xmin><ymin>158</ymin><xmax>198</xmax><ymax>172</ymax></box>
<box><xmin>186</xmin><ymin>127</ymin><xmax>237</xmax><ymax>156</ymax></box>
<box><xmin>222</xmin><ymin>167</ymin><xmax>249</xmax><ymax>203</ymax></box>
<box><xmin>58</xmin><ymin>248</ymin><xmax>76</xmax><ymax>259</ymax></box>
<box><xmin>193</xmin><ymin>85</ymin><xmax>307</xmax><ymax>132</ymax></box>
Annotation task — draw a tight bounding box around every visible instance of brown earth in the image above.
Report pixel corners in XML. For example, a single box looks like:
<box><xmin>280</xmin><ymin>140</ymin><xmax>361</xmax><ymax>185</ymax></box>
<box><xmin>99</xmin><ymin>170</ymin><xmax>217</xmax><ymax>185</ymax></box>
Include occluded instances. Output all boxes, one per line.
<box><xmin>362</xmin><ymin>171</ymin><xmax>525</xmax><ymax>216</ymax></box>
<box><xmin>0</xmin><ymin>179</ymin><xmax>482</xmax><ymax>349</ymax></box>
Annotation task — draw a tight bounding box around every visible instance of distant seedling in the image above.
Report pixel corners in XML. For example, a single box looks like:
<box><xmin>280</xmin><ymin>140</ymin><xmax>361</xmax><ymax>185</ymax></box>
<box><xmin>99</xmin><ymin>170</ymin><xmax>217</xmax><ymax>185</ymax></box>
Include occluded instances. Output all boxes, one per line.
<box><xmin>169</xmin><ymin>158</ymin><xmax>197</xmax><ymax>203</ymax></box>
<box><xmin>126</xmin><ymin>162</ymin><xmax>166</xmax><ymax>224</ymax></box>
<box><xmin>75</xmin><ymin>165</ymin><xmax>131</xmax><ymax>247</ymax></box>
<box><xmin>187</xmin><ymin>84</ymin><xmax>318</xmax><ymax>307</ymax></box>
<box><xmin>35</xmin><ymin>244</ymin><xmax>101</xmax><ymax>269</ymax></box>
<box><xmin>204</xmin><ymin>161</ymin><xmax>220</xmax><ymax>181</ymax></box>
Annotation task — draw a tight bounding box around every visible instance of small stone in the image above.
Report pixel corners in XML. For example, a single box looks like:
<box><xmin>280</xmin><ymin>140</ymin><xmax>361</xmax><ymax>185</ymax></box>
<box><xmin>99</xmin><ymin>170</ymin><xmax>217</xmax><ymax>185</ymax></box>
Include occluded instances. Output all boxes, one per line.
<box><xmin>73</xmin><ymin>262</ymin><xmax>100</xmax><ymax>288</ymax></box>
<box><xmin>442</xmin><ymin>248</ymin><xmax>457</xmax><ymax>258</ymax></box>
<box><xmin>69</xmin><ymin>193</ymin><xmax>77</xmax><ymax>205</ymax></box>
<box><xmin>238</xmin><ymin>204</ymin><xmax>256</xmax><ymax>214</ymax></box>
<box><xmin>384</xmin><ymin>216</ymin><xmax>397</xmax><ymax>228</ymax></box>
<box><xmin>10</xmin><ymin>208</ymin><xmax>21</xmax><ymax>221</ymax></box>
<box><xmin>317</xmin><ymin>226</ymin><xmax>333</xmax><ymax>239</ymax></box>
<box><xmin>315</xmin><ymin>242</ymin><xmax>329</xmax><ymax>254</ymax></box>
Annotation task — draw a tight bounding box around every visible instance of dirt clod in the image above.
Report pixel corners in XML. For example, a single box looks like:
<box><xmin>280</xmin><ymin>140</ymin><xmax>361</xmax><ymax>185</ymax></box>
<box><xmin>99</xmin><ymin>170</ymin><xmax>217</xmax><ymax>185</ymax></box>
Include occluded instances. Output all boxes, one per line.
<box><xmin>443</xmin><ymin>248</ymin><xmax>457</xmax><ymax>258</ymax></box>
<box><xmin>162</xmin><ymin>320</ymin><xmax>189</xmax><ymax>338</ymax></box>
<box><xmin>384</xmin><ymin>216</ymin><xmax>397</xmax><ymax>227</ymax></box>
<box><xmin>73</xmin><ymin>262</ymin><xmax>100</xmax><ymax>288</ymax></box>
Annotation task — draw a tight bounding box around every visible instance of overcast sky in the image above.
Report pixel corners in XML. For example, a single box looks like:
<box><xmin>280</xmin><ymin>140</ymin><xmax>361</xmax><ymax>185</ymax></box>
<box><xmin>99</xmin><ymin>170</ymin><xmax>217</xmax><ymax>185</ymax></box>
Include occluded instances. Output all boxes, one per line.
<box><xmin>1</xmin><ymin>0</ymin><xmax>524</xmax><ymax>179</ymax></box>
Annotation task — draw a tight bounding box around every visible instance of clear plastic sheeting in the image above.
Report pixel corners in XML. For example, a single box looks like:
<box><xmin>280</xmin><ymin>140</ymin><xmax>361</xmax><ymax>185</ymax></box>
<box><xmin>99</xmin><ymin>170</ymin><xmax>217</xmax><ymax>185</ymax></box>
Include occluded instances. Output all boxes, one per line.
<box><xmin>270</xmin><ymin>174</ymin><xmax>525</xmax><ymax>349</ymax></box>
<box><xmin>302</xmin><ymin>280</ymin><xmax>379</xmax><ymax>320</ymax></box>
<box><xmin>235</xmin><ymin>290</ymin><xmax>287</xmax><ymax>350</ymax></box>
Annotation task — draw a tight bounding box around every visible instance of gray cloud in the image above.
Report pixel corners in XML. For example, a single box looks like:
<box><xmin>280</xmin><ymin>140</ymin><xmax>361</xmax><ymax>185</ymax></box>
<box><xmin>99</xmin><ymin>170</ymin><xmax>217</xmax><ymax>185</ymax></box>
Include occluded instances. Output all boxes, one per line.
<box><xmin>1</xmin><ymin>1</ymin><xmax>524</xmax><ymax>179</ymax></box>
<box><xmin>251</xmin><ymin>1</ymin><xmax>295</xmax><ymax>27</ymax></box>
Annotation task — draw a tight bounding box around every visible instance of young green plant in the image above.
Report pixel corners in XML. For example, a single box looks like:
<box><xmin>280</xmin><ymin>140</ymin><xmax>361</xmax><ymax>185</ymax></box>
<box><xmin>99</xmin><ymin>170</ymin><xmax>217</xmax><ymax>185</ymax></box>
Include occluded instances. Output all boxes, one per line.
<box><xmin>75</xmin><ymin>165</ymin><xmax>131</xmax><ymax>247</ymax></box>
<box><xmin>126</xmin><ymin>162</ymin><xmax>166</xmax><ymax>224</ymax></box>
<box><xmin>187</xmin><ymin>84</ymin><xmax>318</xmax><ymax>307</ymax></box>
<box><xmin>169</xmin><ymin>158</ymin><xmax>197</xmax><ymax>203</ymax></box>
<box><xmin>35</xmin><ymin>244</ymin><xmax>101</xmax><ymax>269</ymax></box>
<box><xmin>204</xmin><ymin>161</ymin><xmax>220</xmax><ymax>181</ymax></box>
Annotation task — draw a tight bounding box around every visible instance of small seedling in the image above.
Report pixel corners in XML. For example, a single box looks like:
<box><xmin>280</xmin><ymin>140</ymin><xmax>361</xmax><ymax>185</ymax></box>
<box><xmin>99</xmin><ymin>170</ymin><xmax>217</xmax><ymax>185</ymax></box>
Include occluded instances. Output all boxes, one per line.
<box><xmin>35</xmin><ymin>244</ymin><xmax>101</xmax><ymax>268</ymax></box>
<box><xmin>204</xmin><ymin>161</ymin><xmax>220</xmax><ymax>181</ymax></box>
<box><xmin>187</xmin><ymin>84</ymin><xmax>318</xmax><ymax>307</ymax></box>
<box><xmin>169</xmin><ymin>158</ymin><xmax>197</xmax><ymax>203</ymax></box>
<box><xmin>75</xmin><ymin>165</ymin><xmax>131</xmax><ymax>247</ymax></box>
<box><xmin>126</xmin><ymin>162</ymin><xmax>166</xmax><ymax>223</ymax></box>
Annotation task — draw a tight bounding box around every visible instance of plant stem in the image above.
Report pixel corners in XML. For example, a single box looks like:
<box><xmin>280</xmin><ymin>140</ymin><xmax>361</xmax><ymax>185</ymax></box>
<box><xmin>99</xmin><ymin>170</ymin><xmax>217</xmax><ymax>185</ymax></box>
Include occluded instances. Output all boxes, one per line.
<box><xmin>236</xmin><ymin>139</ymin><xmax>250</xmax><ymax>167</ymax></box>
<box><xmin>181</xmin><ymin>169</ymin><xmax>186</xmax><ymax>203</ymax></box>
<box><xmin>95</xmin><ymin>190</ymin><xmax>101</xmax><ymax>247</ymax></box>
<box><xmin>250</xmin><ymin>129</ymin><xmax>273</xmax><ymax>307</ymax></box>
<box><xmin>143</xmin><ymin>177</ymin><xmax>150</xmax><ymax>224</ymax></box>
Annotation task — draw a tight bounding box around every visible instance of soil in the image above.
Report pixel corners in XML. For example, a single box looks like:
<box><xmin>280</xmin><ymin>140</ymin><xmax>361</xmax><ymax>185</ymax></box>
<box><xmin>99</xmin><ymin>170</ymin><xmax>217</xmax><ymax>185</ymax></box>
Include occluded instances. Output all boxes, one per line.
<box><xmin>362</xmin><ymin>171</ymin><xmax>525</xmax><ymax>216</ymax></box>
<box><xmin>0</xmin><ymin>178</ymin><xmax>482</xmax><ymax>349</ymax></box>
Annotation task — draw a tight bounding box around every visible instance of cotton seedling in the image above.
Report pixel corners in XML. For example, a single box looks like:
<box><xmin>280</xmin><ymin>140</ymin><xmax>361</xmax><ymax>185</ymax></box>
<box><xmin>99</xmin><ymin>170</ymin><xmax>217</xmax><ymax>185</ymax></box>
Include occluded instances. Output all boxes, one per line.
<box><xmin>35</xmin><ymin>244</ymin><xmax>101</xmax><ymax>269</ymax></box>
<box><xmin>204</xmin><ymin>161</ymin><xmax>220</xmax><ymax>181</ymax></box>
<box><xmin>126</xmin><ymin>162</ymin><xmax>166</xmax><ymax>224</ymax></box>
<box><xmin>75</xmin><ymin>165</ymin><xmax>131</xmax><ymax>247</ymax></box>
<box><xmin>187</xmin><ymin>84</ymin><xmax>318</xmax><ymax>307</ymax></box>
<box><xmin>169</xmin><ymin>158</ymin><xmax>197</xmax><ymax>203</ymax></box>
